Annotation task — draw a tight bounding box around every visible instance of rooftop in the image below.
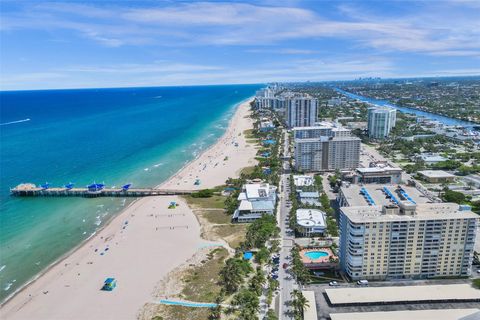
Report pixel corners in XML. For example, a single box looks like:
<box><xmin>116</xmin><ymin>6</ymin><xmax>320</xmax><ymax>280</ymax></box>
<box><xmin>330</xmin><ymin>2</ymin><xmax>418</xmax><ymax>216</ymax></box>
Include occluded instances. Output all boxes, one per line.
<box><xmin>241</xmin><ymin>183</ymin><xmax>275</xmax><ymax>200</ymax></box>
<box><xmin>298</xmin><ymin>191</ymin><xmax>320</xmax><ymax>198</ymax></box>
<box><xmin>330</xmin><ymin>309</ymin><xmax>480</xmax><ymax>320</ymax></box>
<box><xmin>325</xmin><ymin>284</ymin><xmax>480</xmax><ymax>305</ymax></box>
<box><xmin>302</xmin><ymin>291</ymin><xmax>318</xmax><ymax>320</ymax></box>
<box><xmin>418</xmin><ymin>170</ymin><xmax>456</xmax><ymax>178</ymax></box>
<box><xmin>293</xmin><ymin>175</ymin><xmax>314</xmax><ymax>187</ymax></box>
<box><xmin>296</xmin><ymin>209</ymin><xmax>326</xmax><ymax>228</ymax></box>
<box><xmin>340</xmin><ymin>184</ymin><xmax>428</xmax><ymax>207</ymax></box>
<box><xmin>341</xmin><ymin>202</ymin><xmax>478</xmax><ymax>223</ymax></box>
<box><xmin>356</xmin><ymin>167</ymin><xmax>402</xmax><ymax>174</ymax></box>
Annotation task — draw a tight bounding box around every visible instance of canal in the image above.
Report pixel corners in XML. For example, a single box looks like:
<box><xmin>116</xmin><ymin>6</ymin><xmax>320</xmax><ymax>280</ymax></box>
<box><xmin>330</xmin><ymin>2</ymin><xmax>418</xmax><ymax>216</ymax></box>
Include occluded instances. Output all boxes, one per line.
<box><xmin>335</xmin><ymin>88</ymin><xmax>477</xmax><ymax>129</ymax></box>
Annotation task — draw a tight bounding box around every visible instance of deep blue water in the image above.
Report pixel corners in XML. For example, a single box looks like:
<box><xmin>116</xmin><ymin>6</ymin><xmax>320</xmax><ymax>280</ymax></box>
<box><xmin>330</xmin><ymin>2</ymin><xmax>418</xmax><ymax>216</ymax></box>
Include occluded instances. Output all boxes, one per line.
<box><xmin>335</xmin><ymin>88</ymin><xmax>476</xmax><ymax>128</ymax></box>
<box><xmin>0</xmin><ymin>84</ymin><xmax>260</xmax><ymax>301</ymax></box>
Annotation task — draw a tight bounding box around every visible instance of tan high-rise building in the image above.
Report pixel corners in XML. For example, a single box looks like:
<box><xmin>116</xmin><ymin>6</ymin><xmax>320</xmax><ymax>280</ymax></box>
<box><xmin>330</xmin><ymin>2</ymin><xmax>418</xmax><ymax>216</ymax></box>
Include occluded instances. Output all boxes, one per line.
<box><xmin>339</xmin><ymin>202</ymin><xmax>477</xmax><ymax>280</ymax></box>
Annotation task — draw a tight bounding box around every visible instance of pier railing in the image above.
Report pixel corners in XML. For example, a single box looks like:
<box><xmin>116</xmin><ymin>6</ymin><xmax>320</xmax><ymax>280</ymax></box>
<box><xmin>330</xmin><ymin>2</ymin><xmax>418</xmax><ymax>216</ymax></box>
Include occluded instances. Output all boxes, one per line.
<box><xmin>10</xmin><ymin>184</ymin><xmax>195</xmax><ymax>198</ymax></box>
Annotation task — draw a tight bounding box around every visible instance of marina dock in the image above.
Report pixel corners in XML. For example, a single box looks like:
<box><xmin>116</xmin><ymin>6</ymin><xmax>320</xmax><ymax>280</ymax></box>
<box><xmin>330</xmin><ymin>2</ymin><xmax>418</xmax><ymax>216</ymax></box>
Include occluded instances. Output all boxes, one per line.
<box><xmin>10</xmin><ymin>183</ymin><xmax>194</xmax><ymax>198</ymax></box>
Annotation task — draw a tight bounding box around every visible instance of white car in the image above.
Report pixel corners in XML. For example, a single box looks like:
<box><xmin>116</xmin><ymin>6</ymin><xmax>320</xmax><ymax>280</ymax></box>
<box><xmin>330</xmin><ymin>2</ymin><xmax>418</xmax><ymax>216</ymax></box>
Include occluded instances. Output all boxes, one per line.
<box><xmin>357</xmin><ymin>280</ymin><xmax>369</xmax><ymax>286</ymax></box>
<box><xmin>329</xmin><ymin>281</ymin><xmax>339</xmax><ymax>286</ymax></box>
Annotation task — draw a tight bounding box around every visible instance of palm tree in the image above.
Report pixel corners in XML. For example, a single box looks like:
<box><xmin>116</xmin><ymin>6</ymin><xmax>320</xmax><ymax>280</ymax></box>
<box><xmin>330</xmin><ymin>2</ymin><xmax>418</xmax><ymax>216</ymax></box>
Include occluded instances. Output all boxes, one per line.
<box><xmin>220</xmin><ymin>258</ymin><xmax>245</xmax><ymax>293</ymax></box>
<box><xmin>250</xmin><ymin>267</ymin><xmax>266</xmax><ymax>295</ymax></box>
<box><xmin>290</xmin><ymin>289</ymin><xmax>309</xmax><ymax>319</ymax></box>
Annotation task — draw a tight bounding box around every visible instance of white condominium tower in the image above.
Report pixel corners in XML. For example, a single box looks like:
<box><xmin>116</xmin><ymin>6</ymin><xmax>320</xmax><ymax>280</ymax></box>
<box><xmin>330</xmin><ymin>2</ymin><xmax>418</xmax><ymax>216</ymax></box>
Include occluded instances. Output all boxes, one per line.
<box><xmin>367</xmin><ymin>106</ymin><xmax>396</xmax><ymax>139</ymax></box>
<box><xmin>339</xmin><ymin>202</ymin><xmax>477</xmax><ymax>280</ymax></box>
<box><xmin>286</xmin><ymin>96</ymin><xmax>318</xmax><ymax>128</ymax></box>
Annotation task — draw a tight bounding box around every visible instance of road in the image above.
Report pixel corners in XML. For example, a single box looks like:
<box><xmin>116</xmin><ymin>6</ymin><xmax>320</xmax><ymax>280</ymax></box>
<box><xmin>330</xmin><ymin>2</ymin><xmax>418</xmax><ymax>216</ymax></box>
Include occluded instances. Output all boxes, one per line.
<box><xmin>277</xmin><ymin>130</ymin><xmax>297</xmax><ymax>319</ymax></box>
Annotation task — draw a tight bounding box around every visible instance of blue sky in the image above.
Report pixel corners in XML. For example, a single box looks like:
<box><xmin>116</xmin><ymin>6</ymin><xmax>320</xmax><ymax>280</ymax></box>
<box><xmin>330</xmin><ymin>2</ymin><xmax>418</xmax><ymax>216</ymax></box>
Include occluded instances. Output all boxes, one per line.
<box><xmin>1</xmin><ymin>0</ymin><xmax>479</xmax><ymax>90</ymax></box>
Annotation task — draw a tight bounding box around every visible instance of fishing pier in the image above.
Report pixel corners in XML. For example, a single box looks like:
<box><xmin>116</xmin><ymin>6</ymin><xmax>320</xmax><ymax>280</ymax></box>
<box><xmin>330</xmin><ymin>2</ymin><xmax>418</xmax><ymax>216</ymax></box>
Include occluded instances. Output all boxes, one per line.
<box><xmin>10</xmin><ymin>183</ymin><xmax>194</xmax><ymax>198</ymax></box>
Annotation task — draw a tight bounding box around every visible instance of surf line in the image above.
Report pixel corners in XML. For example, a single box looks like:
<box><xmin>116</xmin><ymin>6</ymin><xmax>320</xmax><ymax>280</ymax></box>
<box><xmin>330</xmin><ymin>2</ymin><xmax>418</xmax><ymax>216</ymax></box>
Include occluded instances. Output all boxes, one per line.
<box><xmin>0</xmin><ymin>118</ymin><xmax>31</xmax><ymax>126</ymax></box>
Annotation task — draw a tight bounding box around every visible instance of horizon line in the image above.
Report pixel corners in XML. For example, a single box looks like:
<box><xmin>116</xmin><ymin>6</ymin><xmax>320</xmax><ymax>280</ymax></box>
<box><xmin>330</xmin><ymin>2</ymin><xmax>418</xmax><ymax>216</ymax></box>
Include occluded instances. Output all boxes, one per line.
<box><xmin>1</xmin><ymin>74</ymin><xmax>479</xmax><ymax>92</ymax></box>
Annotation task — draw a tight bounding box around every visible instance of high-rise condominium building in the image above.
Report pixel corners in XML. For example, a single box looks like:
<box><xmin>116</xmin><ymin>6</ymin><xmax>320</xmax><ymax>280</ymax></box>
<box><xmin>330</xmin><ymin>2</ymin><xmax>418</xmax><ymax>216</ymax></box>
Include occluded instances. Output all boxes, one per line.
<box><xmin>339</xmin><ymin>202</ymin><xmax>477</xmax><ymax>280</ymax></box>
<box><xmin>294</xmin><ymin>126</ymin><xmax>360</xmax><ymax>172</ymax></box>
<box><xmin>286</xmin><ymin>96</ymin><xmax>318</xmax><ymax>128</ymax></box>
<box><xmin>367</xmin><ymin>107</ymin><xmax>396</xmax><ymax>139</ymax></box>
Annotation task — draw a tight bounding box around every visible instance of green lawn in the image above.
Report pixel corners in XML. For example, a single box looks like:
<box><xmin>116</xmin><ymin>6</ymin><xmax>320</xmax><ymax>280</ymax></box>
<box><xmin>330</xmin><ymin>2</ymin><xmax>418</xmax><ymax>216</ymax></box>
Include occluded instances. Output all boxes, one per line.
<box><xmin>181</xmin><ymin>247</ymin><xmax>229</xmax><ymax>302</ymax></box>
<box><xmin>240</xmin><ymin>166</ymin><xmax>256</xmax><ymax>176</ymax></box>
<box><xmin>151</xmin><ymin>305</ymin><xmax>210</xmax><ymax>320</ymax></box>
<box><xmin>201</xmin><ymin>210</ymin><xmax>231</xmax><ymax>224</ymax></box>
<box><xmin>183</xmin><ymin>195</ymin><xmax>226</xmax><ymax>209</ymax></box>
<box><xmin>213</xmin><ymin>224</ymin><xmax>248</xmax><ymax>248</ymax></box>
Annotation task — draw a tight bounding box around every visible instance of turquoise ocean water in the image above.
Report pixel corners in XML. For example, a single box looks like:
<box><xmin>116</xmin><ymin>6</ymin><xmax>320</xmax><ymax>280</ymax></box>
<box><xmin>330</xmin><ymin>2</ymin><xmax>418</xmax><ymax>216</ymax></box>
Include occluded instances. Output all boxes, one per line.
<box><xmin>0</xmin><ymin>84</ymin><xmax>261</xmax><ymax>302</ymax></box>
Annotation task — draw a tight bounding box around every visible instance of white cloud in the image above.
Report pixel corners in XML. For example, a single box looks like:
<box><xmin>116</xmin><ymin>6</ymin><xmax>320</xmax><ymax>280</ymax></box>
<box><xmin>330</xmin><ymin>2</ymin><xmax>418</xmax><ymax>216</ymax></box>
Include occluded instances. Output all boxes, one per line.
<box><xmin>2</xmin><ymin>1</ymin><xmax>479</xmax><ymax>55</ymax></box>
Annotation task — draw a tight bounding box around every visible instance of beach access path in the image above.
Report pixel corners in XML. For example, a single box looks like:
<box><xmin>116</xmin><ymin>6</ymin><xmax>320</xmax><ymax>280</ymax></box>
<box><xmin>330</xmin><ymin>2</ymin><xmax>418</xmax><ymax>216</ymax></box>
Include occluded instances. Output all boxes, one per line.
<box><xmin>1</xmin><ymin>99</ymin><xmax>257</xmax><ymax>320</ymax></box>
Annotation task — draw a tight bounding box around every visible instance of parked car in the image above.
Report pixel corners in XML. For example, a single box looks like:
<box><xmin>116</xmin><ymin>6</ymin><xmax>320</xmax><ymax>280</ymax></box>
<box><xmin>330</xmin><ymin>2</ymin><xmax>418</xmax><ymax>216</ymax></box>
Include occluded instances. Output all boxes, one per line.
<box><xmin>357</xmin><ymin>280</ymin><xmax>369</xmax><ymax>286</ymax></box>
<box><xmin>329</xmin><ymin>281</ymin><xmax>339</xmax><ymax>287</ymax></box>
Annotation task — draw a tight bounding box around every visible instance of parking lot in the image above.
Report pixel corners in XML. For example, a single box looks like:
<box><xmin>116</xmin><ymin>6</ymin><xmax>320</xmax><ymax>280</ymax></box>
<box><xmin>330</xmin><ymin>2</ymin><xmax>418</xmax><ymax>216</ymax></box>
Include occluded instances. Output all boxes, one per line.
<box><xmin>304</xmin><ymin>279</ymin><xmax>480</xmax><ymax>320</ymax></box>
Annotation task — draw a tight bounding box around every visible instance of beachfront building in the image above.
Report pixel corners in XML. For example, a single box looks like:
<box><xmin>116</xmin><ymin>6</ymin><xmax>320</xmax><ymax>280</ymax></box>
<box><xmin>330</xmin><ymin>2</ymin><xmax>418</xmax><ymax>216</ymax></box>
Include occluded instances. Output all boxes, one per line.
<box><xmin>259</xmin><ymin>119</ymin><xmax>275</xmax><ymax>132</ymax></box>
<box><xmin>294</xmin><ymin>136</ymin><xmax>360</xmax><ymax>172</ymax></box>
<box><xmin>294</xmin><ymin>125</ymin><xmax>360</xmax><ymax>172</ymax></box>
<box><xmin>296</xmin><ymin>209</ymin><xmax>327</xmax><ymax>237</ymax></box>
<box><xmin>339</xmin><ymin>202</ymin><xmax>478</xmax><ymax>280</ymax></box>
<box><xmin>286</xmin><ymin>96</ymin><xmax>318</xmax><ymax>128</ymax></box>
<box><xmin>254</xmin><ymin>85</ymin><xmax>285</xmax><ymax>110</ymax></box>
<box><xmin>233</xmin><ymin>183</ymin><xmax>277</xmax><ymax>223</ymax></box>
<box><xmin>367</xmin><ymin>107</ymin><xmax>396</xmax><ymax>139</ymax></box>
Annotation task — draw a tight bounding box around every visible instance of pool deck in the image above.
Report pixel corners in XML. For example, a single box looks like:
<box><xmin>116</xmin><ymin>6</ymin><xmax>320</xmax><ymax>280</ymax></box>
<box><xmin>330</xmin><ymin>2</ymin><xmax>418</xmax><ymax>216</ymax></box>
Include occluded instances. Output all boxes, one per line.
<box><xmin>300</xmin><ymin>247</ymin><xmax>337</xmax><ymax>265</ymax></box>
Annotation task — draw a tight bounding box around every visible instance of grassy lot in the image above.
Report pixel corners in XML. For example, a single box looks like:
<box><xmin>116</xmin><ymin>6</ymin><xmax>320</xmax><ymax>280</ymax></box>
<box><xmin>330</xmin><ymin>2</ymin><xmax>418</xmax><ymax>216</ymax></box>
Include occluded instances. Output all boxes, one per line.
<box><xmin>243</xmin><ymin>129</ymin><xmax>255</xmax><ymax>139</ymax></box>
<box><xmin>181</xmin><ymin>247</ymin><xmax>228</xmax><ymax>302</ymax></box>
<box><xmin>213</xmin><ymin>224</ymin><xmax>247</xmax><ymax>248</ymax></box>
<box><xmin>183</xmin><ymin>195</ymin><xmax>226</xmax><ymax>209</ymax></box>
<box><xmin>201</xmin><ymin>210</ymin><xmax>231</xmax><ymax>224</ymax></box>
<box><xmin>240</xmin><ymin>166</ymin><xmax>256</xmax><ymax>176</ymax></box>
<box><xmin>151</xmin><ymin>305</ymin><xmax>210</xmax><ymax>320</ymax></box>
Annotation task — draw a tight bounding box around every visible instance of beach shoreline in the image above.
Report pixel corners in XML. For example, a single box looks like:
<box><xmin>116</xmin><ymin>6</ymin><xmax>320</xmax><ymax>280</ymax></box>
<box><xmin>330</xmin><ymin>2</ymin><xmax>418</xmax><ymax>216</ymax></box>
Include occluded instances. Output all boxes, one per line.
<box><xmin>0</xmin><ymin>98</ymin><xmax>257</xmax><ymax>319</ymax></box>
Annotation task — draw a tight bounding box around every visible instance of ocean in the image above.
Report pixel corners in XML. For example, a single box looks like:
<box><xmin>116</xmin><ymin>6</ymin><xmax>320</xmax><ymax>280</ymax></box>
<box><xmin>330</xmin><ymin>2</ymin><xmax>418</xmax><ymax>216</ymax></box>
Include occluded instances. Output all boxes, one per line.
<box><xmin>0</xmin><ymin>84</ymin><xmax>261</xmax><ymax>302</ymax></box>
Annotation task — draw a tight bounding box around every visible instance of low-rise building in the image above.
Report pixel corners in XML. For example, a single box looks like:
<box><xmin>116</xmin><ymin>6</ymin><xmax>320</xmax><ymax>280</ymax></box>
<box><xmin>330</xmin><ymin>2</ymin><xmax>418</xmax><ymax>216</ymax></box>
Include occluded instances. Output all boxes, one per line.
<box><xmin>298</xmin><ymin>191</ymin><xmax>321</xmax><ymax>206</ymax></box>
<box><xmin>296</xmin><ymin>209</ymin><xmax>327</xmax><ymax>237</ymax></box>
<box><xmin>293</xmin><ymin>175</ymin><xmax>314</xmax><ymax>187</ymax></box>
<box><xmin>259</xmin><ymin>119</ymin><xmax>275</xmax><ymax>132</ymax></box>
<box><xmin>354</xmin><ymin>167</ymin><xmax>402</xmax><ymax>184</ymax></box>
<box><xmin>233</xmin><ymin>183</ymin><xmax>277</xmax><ymax>223</ymax></box>
<box><xmin>339</xmin><ymin>202</ymin><xmax>477</xmax><ymax>280</ymax></box>
<box><xmin>418</xmin><ymin>170</ymin><xmax>456</xmax><ymax>183</ymax></box>
<box><xmin>417</xmin><ymin>153</ymin><xmax>447</xmax><ymax>165</ymax></box>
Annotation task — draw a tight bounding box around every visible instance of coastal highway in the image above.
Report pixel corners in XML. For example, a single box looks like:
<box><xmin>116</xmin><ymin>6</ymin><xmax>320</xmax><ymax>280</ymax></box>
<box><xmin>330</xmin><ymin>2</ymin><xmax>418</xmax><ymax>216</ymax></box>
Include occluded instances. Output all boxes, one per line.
<box><xmin>277</xmin><ymin>129</ymin><xmax>297</xmax><ymax>319</ymax></box>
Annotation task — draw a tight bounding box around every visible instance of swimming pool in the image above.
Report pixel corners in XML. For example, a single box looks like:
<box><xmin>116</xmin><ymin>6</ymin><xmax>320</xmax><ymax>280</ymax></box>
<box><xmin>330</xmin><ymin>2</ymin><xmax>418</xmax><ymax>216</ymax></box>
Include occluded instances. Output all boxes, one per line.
<box><xmin>304</xmin><ymin>251</ymin><xmax>329</xmax><ymax>260</ymax></box>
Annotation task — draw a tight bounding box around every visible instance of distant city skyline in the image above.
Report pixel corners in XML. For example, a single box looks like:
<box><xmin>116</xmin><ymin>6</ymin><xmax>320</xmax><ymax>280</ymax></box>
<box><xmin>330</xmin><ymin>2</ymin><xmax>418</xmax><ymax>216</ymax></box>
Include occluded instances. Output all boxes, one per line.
<box><xmin>1</xmin><ymin>0</ymin><xmax>480</xmax><ymax>90</ymax></box>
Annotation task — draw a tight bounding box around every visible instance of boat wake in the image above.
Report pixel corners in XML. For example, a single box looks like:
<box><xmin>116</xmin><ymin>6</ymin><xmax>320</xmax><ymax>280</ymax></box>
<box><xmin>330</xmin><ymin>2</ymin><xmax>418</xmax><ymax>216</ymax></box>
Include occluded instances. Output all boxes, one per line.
<box><xmin>0</xmin><ymin>118</ymin><xmax>31</xmax><ymax>126</ymax></box>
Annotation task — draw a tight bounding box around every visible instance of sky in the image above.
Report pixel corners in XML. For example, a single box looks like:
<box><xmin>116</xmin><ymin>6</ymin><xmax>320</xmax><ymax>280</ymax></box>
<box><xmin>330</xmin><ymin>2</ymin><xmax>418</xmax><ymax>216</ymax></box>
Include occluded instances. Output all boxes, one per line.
<box><xmin>0</xmin><ymin>0</ymin><xmax>479</xmax><ymax>90</ymax></box>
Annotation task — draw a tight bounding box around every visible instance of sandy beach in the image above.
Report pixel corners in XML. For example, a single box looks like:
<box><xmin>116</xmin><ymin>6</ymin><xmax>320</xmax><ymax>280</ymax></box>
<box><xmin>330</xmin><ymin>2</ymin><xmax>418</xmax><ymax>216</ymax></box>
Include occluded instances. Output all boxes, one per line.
<box><xmin>159</xmin><ymin>98</ymin><xmax>257</xmax><ymax>190</ymax></box>
<box><xmin>1</xmin><ymin>99</ymin><xmax>257</xmax><ymax>320</ymax></box>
